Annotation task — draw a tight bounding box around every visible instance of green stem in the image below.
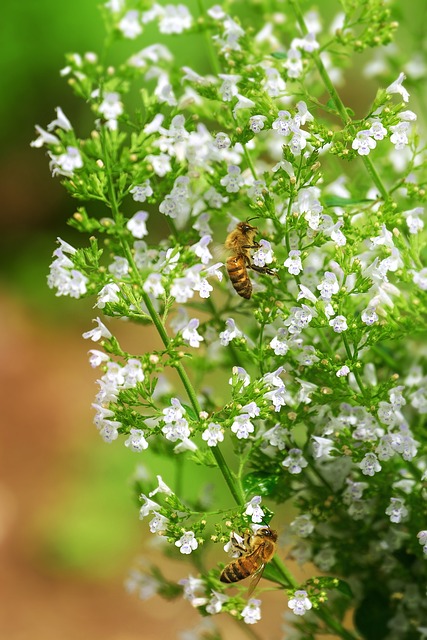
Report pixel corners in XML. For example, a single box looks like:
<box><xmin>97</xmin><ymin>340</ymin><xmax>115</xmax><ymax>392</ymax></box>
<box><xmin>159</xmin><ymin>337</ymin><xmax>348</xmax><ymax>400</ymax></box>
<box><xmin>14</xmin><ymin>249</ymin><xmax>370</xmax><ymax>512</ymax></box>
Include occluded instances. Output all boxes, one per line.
<box><xmin>342</xmin><ymin>333</ymin><xmax>367</xmax><ymax>398</ymax></box>
<box><xmin>243</xmin><ymin>144</ymin><xmax>258</xmax><ymax>180</ymax></box>
<box><xmin>288</xmin><ymin>0</ymin><xmax>389</xmax><ymax>201</ymax></box>
<box><xmin>196</xmin><ymin>0</ymin><xmax>222</xmax><ymax>75</ymax></box>
<box><xmin>100</xmin><ymin>127</ymin><xmax>244</xmax><ymax>507</ymax></box>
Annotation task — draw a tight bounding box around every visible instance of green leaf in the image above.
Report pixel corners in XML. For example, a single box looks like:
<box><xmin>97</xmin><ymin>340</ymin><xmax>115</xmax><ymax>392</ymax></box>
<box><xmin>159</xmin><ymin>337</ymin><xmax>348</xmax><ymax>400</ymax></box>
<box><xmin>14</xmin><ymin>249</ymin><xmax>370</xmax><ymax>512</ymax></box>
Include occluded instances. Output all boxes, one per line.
<box><xmin>326</xmin><ymin>98</ymin><xmax>337</xmax><ymax>110</ymax></box>
<box><xmin>334</xmin><ymin>579</ymin><xmax>353</xmax><ymax>598</ymax></box>
<box><xmin>182</xmin><ymin>403</ymin><xmax>198</xmax><ymax>421</ymax></box>
<box><xmin>242</xmin><ymin>471</ymin><xmax>281</xmax><ymax>497</ymax></box>
<box><xmin>323</xmin><ymin>196</ymin><xmax>373</xmax><ymax>207</ymax></box>
<box><xmin>354</xmin><ymin>589</ymin><xmax>391</xmax><ymax>640</ymax></box>
<box><xmin>271</xmin><ymin>51</ymin><xmax>287</xmax><ymax>59</ymax></box>
<box><xmin>188</xmin><ymin>448</ymin><xmax>218</xmax><ymax>468</ymax></box>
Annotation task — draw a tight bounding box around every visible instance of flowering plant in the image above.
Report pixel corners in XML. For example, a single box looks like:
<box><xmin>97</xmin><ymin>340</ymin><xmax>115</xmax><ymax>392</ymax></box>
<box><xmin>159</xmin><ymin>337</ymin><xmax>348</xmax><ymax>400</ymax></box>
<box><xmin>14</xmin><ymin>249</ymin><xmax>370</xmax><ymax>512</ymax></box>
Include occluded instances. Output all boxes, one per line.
<box><xmin>33</xmin><ymin>0</ymin><xmax>427</xmax><ymax>638</ymax></box>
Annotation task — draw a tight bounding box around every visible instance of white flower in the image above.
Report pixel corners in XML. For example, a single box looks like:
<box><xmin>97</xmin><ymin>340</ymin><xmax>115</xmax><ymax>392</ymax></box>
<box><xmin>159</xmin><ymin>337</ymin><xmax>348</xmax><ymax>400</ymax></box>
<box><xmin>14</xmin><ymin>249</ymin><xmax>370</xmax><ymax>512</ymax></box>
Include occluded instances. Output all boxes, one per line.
<box><xmin>143</xmin><ymin>273</ymin><xmax>165</xmax><ymax>298</ymax></box>
<box><xmin>175</xmin><ymin>531</ymin><xmax>198</xmax><ymax>554</ymax></box>
<box><xmin>191</xmin><ymin>235</ymin><xmax>212</xmax><ymax>264</ymax></box>
<box><xmin>218</xmin><ymin>73</ymin><xmax>241</xmax><ymax>101</ymax></box>
<box><xmin>386</xmin><ymin>72</ymin><xmax>410</xmax><ymax>102</ymax></box>
<box><xmin>290</xmin><ymin>514</ymin><xmax>314</xmax><ymax>537</ymax></box>
<box><xmin>282</xmin><ymin>448</ymin><xmax>308</xmax><ymax>474</ymax></box>
<box><xmin>329</xmin><ymin>315</ymin><xmax>348</xmax><ymax>333</ymax></box>
<box><xmin>288</xmin><ymin>590</ymin><xmax>312</xmax><ymax>616</ymax></box>
<box><xmin>99</xmin><ymin>91</ymin><xmax>123</xmax><ymax>126</ymax></box>
<box><xmin>159</xmin><ymin>4</ymin><xmax>192</xmax><ymax>34</ymax></box>
<box><xmin>31</xmin><ymin>125</ymin><xmax>60</xmax><ymax>148</ymax></box>
<box><xmin>162</xmin><ymin>418</ymin><xmax>190</xmax><ymax>442</ymax></box>
<box><xmin>413</xmin><ymin>268</ymin><xmax>427</xmax><ymax>290</ymax></box>
<box><xmin>139</xmin><ymin>494</ymin><xmax>160</xmax><ymax>519</ymax></box>
<box><xmin>108</xmin><ymin>256</ymin><xmax>129</xmax><ymax>278</ymax></box>
<box><xmin>361</xmin><ymin>307</ymin><xmax>378</xmax><ymax>325</ymax></box>
<box><xmin>125</xmin><ymin>428</ymin><xmax>149</xmax><ymax>452</ymax></box>
<box><xmin>272</xmin><ymin>110</ymin><xmax>292</xmax><ymax>136</ymax></box>
<box><xmin>249</xmin><ymin>115</ymin><xmax>267</xmax><ymax>133</ymax></box>
<box><xmin>202</xmin><ymin>422</ymin><xmax>224</xmax><ymax>446</ymax></box>
<box><xmin>241</xmin><ymin>598</ymin><xmax>262</xmax><ymax>624</ymax></box>
<box><xmin>118</xmin><ymin>10</ymin><xmax>142</xmax><ymax>39</ymax></box>
<box><xmin>220</xmin><ymin>165</ymin><xmax>243</xmax><ymax>193</ymax></box>
<box><xmin>386</xmin><ymin>497</ymin><xmax>408</xmax><ymax>523</ymax></box>
<box><xmin>220</xmin><ymin>318</ymin><xmax>242</xmax><ymax>345</ymax></box>
<box><xmin>82</xmin><ymin>317</ymin><xmax>112</xmax><ymax>341</ymax></box>
<box><xmin>49</xmin><ymin>146</ymin><xmax>83</xmax><ymax>177</ymax></box>
<box><xmin>149</xmin><ymin>512</ymin><xmax>169</xmax><ymax>534</ymax></box>
<box><xmin>47</xmin><ymin>106</ymin><xmax>73</xmax><ymax>132</ymax></box>
<box><xmin>206</xmin><ymin>591</ymin><xmax>229</xmax><ymax>614</ymax></box>
<box><xmin>231</xmin><ymin>414</ymin><xmax>255</xmax><ymax>439</ymax></box>
<box><xmin>252</xmin><ymin>239</ymin><xmax>274</xmax><ymax>267</ymax></box>
<box><xmin>390</xmin><ymin>121</ymin><xmax>411</xmax><ymax>149</ymax></box>
<box><xmin>369</xmin><ymin>119</ymin><xmax>388</xmax><ymax>140</ymax></box>
<box><xmin>179</xmin><ymin>575</ymin><xmax>208</xmax><ymax>607</ymax></box>
<box><xmin>245</xmin><ymin>496</ymin><xmax>264</xmax><ymax>523</ymax></box>
<box><xmin>336</xmin><ymin>365</ymin><xmax>350</xmax><ymax>377</ymax></box>
<box><xmin>359</xmin><ymin>452</ymin><xmax>382</xmax><ymax>476</ymax></box>
<box><xmin>96</xmin><ymin>283</ymin><xmax>120</xmax><ymax>309</ymax></box>
<box><xmin>127</xmin><ymin>211</ymin><xmax>149</xmax><ymax>238</ymax></box>
<box><xmin>284</xmin><ymin>250</ymin><xmax>303</xmax><ymax>275</ymax></box>
<box><xmin>352</xmin><ymin>130</ymin><xmax>377</xmax><ymax>156</ymax></box>
<box><xmin>88</xmin><ymin>349</ymin><xmax>109</xmax><ymax>368</ymax></box>
<box><xmin>403</xmin><ymin>207</ymin><xmax>424</xmax><ymax>234</ymax></box>
<box><xmin>317</xmin><ymin>271</ymin><xmax>339</xmax><ymax>301</ymax></box>
<box><xmin>270</xmin><ymin>329</ymin><xmax>290</xmax><ymax>356</ymax></box>
<box><xmin>130</xmin><ymin>181</ymin><xmax>153</xmax><ymax>202</ymax></box>
<box><xmin>182</xmin><ymin>318</ymin><xmax>204</xmax><ymax>348</ymax></box>
<box><xmin>149</xmin><ymin>475</ymin><xmax>174</xmax><ymax>497</ymax></box>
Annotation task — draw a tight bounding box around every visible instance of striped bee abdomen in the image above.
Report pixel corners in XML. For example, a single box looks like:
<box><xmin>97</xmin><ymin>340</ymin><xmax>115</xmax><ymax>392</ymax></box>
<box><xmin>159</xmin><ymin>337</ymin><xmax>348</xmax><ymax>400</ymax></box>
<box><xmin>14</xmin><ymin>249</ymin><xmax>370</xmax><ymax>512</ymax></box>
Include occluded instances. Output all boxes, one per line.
<box><xmin>226</xmin><ymin>255</ymin><xmax>252</xmax><ymax>299</ymax></box>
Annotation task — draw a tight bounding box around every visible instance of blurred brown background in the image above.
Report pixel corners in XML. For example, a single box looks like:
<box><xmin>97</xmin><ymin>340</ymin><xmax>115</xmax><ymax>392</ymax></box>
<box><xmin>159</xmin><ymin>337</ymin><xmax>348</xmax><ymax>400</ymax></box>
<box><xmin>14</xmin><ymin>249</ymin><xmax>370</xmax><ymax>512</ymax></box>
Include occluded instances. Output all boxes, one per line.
<box><xmin>1</xmin><ymin>0</ymin><xmax>426</xmax><ymax>638</ymax></box>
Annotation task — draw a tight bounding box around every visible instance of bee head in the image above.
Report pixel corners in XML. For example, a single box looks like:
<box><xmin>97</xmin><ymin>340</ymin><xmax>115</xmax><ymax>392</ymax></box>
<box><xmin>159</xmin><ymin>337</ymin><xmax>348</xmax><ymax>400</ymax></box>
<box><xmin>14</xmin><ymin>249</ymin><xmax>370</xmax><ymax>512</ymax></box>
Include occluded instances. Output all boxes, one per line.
<box><xmin>239</xmin><ymin>221</ymin><xmax>257</xmax><ymax>234</ymax></box>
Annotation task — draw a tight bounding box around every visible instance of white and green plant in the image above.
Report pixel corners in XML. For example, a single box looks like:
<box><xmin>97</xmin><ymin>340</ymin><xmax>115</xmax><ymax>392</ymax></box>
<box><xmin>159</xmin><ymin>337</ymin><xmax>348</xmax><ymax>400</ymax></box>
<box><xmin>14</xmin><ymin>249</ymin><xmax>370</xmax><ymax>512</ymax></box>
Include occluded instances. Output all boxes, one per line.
<box><xmin>33</xmin><ymin>1</ymin><xmax>427</xmax><ymax>638</ymax></box>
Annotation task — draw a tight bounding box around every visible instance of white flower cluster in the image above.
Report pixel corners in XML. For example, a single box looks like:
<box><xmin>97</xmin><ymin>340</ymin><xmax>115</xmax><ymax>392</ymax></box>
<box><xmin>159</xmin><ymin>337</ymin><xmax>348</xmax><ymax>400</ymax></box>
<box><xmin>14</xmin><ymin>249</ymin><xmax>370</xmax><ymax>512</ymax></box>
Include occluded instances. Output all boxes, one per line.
<box><xmin>48</xmin><ymin>238</ymin><xmax>88</xmax><ymax>299</ymax></box>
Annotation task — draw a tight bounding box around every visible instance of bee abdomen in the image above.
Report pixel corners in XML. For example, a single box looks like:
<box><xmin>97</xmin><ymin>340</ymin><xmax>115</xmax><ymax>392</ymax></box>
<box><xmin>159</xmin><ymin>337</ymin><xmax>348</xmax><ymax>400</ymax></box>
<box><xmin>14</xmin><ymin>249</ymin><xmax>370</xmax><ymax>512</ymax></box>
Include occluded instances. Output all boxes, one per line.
<box><xmin>220</xmin><ymin>560</ymin><xmax>252</xmax><ymax>583</ymax></box>
<box><xmin>226</xmin><ymin>256</ymin><xmax>252</xmax><ymax>299</ymax></box>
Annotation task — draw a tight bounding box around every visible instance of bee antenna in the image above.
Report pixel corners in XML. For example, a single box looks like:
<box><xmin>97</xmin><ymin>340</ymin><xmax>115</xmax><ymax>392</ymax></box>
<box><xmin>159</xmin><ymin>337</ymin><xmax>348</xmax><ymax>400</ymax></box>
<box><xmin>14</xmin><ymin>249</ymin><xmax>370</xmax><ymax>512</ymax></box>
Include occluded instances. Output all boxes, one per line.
<box><xmin>246</xmin><ymin>216</ymin><xmax>259</xmax><ymax>222</ymax></box>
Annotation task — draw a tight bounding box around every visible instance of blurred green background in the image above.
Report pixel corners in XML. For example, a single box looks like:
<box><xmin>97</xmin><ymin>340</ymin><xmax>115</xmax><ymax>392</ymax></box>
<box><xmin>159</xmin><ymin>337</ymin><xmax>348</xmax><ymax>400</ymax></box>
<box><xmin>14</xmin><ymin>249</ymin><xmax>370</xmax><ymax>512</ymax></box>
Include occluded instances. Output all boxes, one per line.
<box><xmin>0</xmin><ymin>1</ymin><xmax>426</xmax><ymax>639</ymax></box>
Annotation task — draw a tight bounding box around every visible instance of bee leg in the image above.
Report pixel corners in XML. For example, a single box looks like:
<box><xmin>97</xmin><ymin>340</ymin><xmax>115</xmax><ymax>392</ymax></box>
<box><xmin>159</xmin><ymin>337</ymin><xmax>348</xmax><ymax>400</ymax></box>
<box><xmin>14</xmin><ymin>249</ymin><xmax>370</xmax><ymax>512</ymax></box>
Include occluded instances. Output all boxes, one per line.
<box><xmin>249</xmin><ymin>263</ymin><xmax>280</xmax><ymax>279</ymax></box>
<box><xmin>242</xmin><ymin>243</ymin><xmax>260</xmax><ymax>250</ymax></box>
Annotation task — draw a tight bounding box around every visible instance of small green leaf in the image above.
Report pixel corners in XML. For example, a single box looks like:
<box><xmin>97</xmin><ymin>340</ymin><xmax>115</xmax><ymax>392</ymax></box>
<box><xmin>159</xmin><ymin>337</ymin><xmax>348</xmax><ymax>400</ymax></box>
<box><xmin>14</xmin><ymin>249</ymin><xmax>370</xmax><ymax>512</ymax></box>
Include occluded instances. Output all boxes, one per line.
<box><xmin>242</xmin><ymin>472</ymin><xmax>281</xmax><ymax>496</ymax></box>
<box><xmin>323</xmin><ymin>196</ymin><xmax>373</xmax><ymax>207</ymax></box>
<box><xmin>326</xmin><ymin>98</ymin><xmax>337</xmax><ymax>110</ymax></box>
<box><xmin>271</xmin><ymin>51</ymin><xmax>287</xmax><ymax>59</ymax></box>
<box><xmin>182</xmin><ymin>403</ymin><xmax>198</xmax><ymax>421</ymax></box>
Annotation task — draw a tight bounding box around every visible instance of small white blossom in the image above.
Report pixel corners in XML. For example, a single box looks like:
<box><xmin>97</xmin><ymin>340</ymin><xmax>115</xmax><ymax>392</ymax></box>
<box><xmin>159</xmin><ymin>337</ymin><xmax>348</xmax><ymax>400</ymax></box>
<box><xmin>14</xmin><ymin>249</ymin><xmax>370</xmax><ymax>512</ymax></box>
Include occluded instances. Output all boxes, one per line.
<box><xmin>220</xmin><ymin>165</ymin><xmax>243</xmax><ymax>193</ymax></box>
<box><xmin>288</xmin><ymin>590</ymin><xmax>313</xmax><ymax>616</ymax></box>
<box><xmin>127</xmin><ymin>211</ymin><xmax>149</xmax><ymax>238</ymax></box>
<box><xmin>96</xmin><ymin>283</ymin><xmax>120</xmax><ymax>309</ymax></box>
<box><xmin>218</xmin><ymin>74</ymin><xmax>241</xmax><ymax>101</ymax></box>
<box><xmin>352</xmin><ymin>130</ymin><xmax>377</xmax><ymax>156</ymax></box>
<box><xmin>390</xmin><ymin>121</ymin><xmax>411</xmax><ymax>149</ymax></box>
<box><xmin>272</xmin><ymin>110</ymin><xmax>292</xmax><ymax>136</ymax></box>
<box><xmin>206</xmin><ymin>591</ymin><xmax>229</xmax><ymax>615</ymax></box>
<box><xmin>118</xmin><ymin>10</ymin><xmax>142</xmax><ymax>39</ymax></box>
<box><xmin>403</xmin><ymin>207</ymin><xmax>424</xmax><ymax>234</ymax></box>
<box><xmin>130</xmin><ymin>181</ymin><xmax>153</xmax><ymax>203</ymax></box>
<box><xmin>49</xmin><ymin>146</ymin><xmax>83</xmax><ymax>177</ymax></box>
<box><xmin>361</xmin><ymin>307</ymin><xmax>379</xmax><ymax>325</ymax></box>
<box><xmin>317</xmin><ymin>271</ymin><xmax>339</xmax><ymax>301</ymax></box>
<box><xmin>245</xmin><ymin>496</ymin><xmax>265</xmax><ymax>523</ymax></box>
<box><xmin>386</xmin><ymin>497</ymin><xmax>409</xmax><ymax>523</ymax></box>
<box><xmin>359</xmin><ymin>452</ymin><xmax>382</xmax><ymax>476</ymax></box>
<box><xmin>220</xmin><ymin>318</ymin><xmax>242</xmax><ymax>346</ymax></box>
<box><xmin>143</xmin><ymin>273</ymin><xmax>165</xmax><ymax>298</ymax></box>
<box><xmin>82</xmin><ymin>317</ymin><xmax>112</xmax><ymax>342</ymax></box>
<box><xmin>282</xmin><ymin>448</ymin><xmax>308</xmax><ymax>474</ymax></box>
<box><xmin>290</xmin><ymin>515</ymin><xmax>314</xmax><ymax>538</ymax></box>
<box><xmin>202</xmin><ymin>422</ymin><xmax>224</xmax><ymax>447</ymax></box>
<box><xmin>125</xmin><ymin>429</ymin><xmax>149</xmax><ymax>452</ymax></box>
<box><xmin>329</xmin><ymin>315</ymin><xmax>348</xmax><ymax>333</ymax></box>
<box><xmin>175</xmin><ymin>531</ymin><xmax>198</xmax><ymax>554</ymax></box>
<box><xmin>191</xmin><ymin>235</ymin><xmax>212</xmax><ymax>264</ymax></box>
<box><xmin>369</xmin><ymin>119</ymin><xmax>388</xmax><ymax>140</ymax></box>
<box><xmin>284</xmin><ymin>250</ymin><xmax>303</xmax><ymax>275</ymax></box>
<box><xmin>386</xmin><ymin>72</ymin><xmax>410</xmax><ymax>102</ymax></box>
<box><xmin>249</xmin><ymin>115</ymin><xmax>267</xmax><ymax>133</ymax></box>
<box><xmin>231</xmin><ymin>414</ymin><xmax>255</xmax><ymax>439</ymax></box>
<box><xmin>336</xmin><ymin>365</ymin><xmax>351</xmax><ymax>377</ymax></box>
<box><xmin>252</xmin><ymin>239</ymin><xmax>274</xmax><ymax>267</ymax></box>
<box><xmin>241</xmin><ymin>598</ymin><xmax>262</xmax><ymax>625</ymax></box>
<box><xmin>182</xmin><ymin>318</ymin><xmax>204</xmax><ymax>348</ymax></box>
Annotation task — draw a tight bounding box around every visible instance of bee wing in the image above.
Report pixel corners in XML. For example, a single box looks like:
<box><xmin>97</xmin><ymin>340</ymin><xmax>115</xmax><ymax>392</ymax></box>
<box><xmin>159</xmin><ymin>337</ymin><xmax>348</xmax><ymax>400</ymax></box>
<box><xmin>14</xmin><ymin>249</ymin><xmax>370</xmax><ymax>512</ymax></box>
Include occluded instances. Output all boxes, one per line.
<box><xmin>247</xmin><ymin>563</ymin><xmax>266</xmax><ymax>597</ymax></box>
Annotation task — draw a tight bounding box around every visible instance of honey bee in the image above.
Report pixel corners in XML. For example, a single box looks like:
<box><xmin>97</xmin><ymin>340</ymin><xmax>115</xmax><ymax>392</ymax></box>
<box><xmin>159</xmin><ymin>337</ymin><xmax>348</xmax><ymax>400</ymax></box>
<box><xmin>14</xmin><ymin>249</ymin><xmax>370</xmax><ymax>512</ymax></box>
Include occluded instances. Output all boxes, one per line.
<box><xmin>220</xmin><ymin>526</ymin><xmax>278</xmax><ymax>594</ymax></box>
<box><xmin>225</xmin><ymin>221</ymin><xmax>277</xmax><ymax>299</ymax></box>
